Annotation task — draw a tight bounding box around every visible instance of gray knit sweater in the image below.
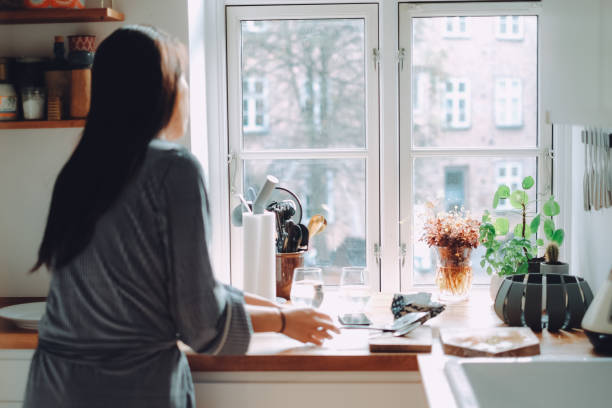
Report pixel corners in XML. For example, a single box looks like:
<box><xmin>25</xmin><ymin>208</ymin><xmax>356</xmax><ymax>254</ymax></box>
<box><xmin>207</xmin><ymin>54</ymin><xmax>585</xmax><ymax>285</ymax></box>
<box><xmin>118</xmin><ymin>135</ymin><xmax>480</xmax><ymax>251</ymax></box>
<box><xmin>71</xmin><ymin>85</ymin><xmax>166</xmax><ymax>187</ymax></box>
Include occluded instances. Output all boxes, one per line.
<box><xmin>23</xmin><ymin>139</ymin><xmax>252</xmax><ymax>408</ymax></box>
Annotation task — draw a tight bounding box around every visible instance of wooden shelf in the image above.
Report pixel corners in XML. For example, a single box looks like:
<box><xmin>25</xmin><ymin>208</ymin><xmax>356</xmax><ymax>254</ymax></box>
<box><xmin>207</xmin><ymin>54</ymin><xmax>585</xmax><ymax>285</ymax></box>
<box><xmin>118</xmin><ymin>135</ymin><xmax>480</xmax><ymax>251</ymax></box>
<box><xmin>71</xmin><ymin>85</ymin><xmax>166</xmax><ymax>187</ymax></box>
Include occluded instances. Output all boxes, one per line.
<box><xmin>0</xmin><ymin>120</ymin><xmax>85</xmax><ymax>130</ymax></box>
<box><xmin>0</xmin><ymin>8</ymin><xmax>124</xmax><ymax>24</ymax></box>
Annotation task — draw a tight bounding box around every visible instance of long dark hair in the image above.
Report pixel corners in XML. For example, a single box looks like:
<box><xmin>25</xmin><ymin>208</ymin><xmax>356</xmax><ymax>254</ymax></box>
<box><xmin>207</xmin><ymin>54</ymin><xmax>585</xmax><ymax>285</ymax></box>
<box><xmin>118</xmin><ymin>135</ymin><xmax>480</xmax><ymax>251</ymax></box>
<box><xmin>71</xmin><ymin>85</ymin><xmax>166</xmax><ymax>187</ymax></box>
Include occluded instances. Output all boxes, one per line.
<box><xmin>32</xmin><ymin>26</ymin><xmax>186</xmax><ymax>271</ymax></box>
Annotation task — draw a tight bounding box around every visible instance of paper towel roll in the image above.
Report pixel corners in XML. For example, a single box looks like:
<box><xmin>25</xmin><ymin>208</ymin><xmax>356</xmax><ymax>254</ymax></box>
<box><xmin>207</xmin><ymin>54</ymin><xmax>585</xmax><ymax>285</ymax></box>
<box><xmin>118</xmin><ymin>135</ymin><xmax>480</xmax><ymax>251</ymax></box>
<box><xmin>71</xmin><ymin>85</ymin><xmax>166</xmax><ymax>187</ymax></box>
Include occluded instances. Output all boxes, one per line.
<box><xmin>242</xmin><ymin>212</ymin><xmax>276</xmax><ymax>299</ymax></box>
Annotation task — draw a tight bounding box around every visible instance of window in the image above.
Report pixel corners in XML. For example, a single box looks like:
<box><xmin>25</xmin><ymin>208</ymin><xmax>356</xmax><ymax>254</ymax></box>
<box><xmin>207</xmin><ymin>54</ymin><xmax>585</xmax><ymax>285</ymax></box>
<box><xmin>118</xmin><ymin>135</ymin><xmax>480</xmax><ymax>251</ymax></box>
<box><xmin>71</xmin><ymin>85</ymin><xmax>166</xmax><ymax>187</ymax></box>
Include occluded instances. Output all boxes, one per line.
<box><xmin>400</xmin><ymin>7</ymin><xmax>542</xmax><ymax>289</ymax></box>
<box><xmin>496</xmin><ymin>161</ymin><xmax>523</xmax><ymax>210</ymax></box>
<box><xmin>227</xmin><ymin>5</ymin><xmax>380</xmax><ymax>288</ymax></box>
<box><xmin>242</xmin><ymin>77</ymin><xmax>268</xmax><ymax>133</ymax></box>
<box><xmin>495</xmin><ymin>78</ymin><xmax>523</xmax><ymax>128</ymax></box>
<box><xmin>444</xmin><ymin>78</ymin><xmax>471</xmax><ymax>129</ymax></box>
<box><xmin>444</xmin><ymin>16</ymin><xmax>469</xmax><ymax>38</ymax></box>
<box><xmin>444</xmin><ymin>167</ymin><xmax>467</xmax><ymax>211</ymax></box>
<box><xmin>496</xmin><ymin>16</ymin><xmax>524</xmax><ymax>40</ymax></box>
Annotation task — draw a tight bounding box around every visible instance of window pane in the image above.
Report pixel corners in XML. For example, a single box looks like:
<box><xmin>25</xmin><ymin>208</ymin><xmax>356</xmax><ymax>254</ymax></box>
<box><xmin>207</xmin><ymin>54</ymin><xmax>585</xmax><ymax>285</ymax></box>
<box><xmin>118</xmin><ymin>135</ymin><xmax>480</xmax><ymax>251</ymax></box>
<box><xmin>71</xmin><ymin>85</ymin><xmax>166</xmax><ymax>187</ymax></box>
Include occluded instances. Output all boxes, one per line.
<box><xmin>412</xmin><ymin>156</ymin><xmax>537</xmax><ymax>285</ymax></box>
<box><xmin>244</xmin><ymin>159</ymin><xmax>366</xmax><ymax>285</ymax></box>
<box><xmin>411</xmin><ymin>16</ymin><xmax>537</xmax><ymax>147</ymax></box>
<box><xmin>241</xmin><ymin>19</ymin><xmax>366</xmax><ymax>150</ymax></box>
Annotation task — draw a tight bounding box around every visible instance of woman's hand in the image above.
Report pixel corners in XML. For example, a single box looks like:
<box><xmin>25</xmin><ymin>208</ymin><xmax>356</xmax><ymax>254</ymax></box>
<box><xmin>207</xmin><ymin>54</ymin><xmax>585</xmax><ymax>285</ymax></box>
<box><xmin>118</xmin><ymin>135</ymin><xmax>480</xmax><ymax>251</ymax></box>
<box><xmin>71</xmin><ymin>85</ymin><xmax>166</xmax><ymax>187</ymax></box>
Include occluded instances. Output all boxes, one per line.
<box><xmin>281</xmin><ymin>307</ymin><xmax>340</xmax><ymax>346</ymax></box>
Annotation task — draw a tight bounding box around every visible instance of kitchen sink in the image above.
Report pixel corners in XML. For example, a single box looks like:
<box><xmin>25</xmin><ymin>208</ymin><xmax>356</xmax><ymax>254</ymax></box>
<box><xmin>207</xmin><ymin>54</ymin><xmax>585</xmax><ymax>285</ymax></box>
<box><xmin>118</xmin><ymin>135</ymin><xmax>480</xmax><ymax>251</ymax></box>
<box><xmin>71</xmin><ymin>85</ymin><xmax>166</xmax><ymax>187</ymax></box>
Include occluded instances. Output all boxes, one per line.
<box><xmin>445</xmin><ymin>357</ymin><xmax>612</xmax><ymax>408</ymax></box>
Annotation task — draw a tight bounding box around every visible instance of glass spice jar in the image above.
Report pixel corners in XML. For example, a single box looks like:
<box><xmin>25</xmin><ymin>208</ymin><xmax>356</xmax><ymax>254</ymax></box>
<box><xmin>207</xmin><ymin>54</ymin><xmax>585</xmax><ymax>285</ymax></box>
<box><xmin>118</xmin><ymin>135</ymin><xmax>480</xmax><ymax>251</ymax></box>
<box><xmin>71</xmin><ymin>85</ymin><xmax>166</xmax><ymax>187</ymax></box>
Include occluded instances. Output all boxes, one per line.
<box><xmin>21</xmin><ymin>87</ymin><xmax>46</xmax><ymax>120</ymax></box>
<box><xmin>434</xmin><ymin>246</ymin><xmax>473</xmax><ymax>302</ymax></box>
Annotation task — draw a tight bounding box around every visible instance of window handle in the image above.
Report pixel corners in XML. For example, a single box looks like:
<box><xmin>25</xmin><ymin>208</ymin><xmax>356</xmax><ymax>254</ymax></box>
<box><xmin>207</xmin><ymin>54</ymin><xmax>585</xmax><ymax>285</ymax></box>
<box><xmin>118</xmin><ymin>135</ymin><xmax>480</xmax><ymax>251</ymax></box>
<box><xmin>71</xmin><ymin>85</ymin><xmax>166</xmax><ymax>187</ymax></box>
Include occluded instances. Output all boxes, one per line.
<box><xmin>397</xmin><ymin>48</ymin><xmax>406</xmax><ymax>72</ymax></box>
<box><xmin>399</xmin><ymin>243</ymin><xmax>407</xmax><ymax>267</ymax></box>
<box><xmin>372</xmin><ymin>48</ymin><xmax>380</xmax><ymax>71</ymax></box>
<box><xmin>374</xmin><ymin>243</ymin><xmax>382</xmax><ymax>266</ymax></box>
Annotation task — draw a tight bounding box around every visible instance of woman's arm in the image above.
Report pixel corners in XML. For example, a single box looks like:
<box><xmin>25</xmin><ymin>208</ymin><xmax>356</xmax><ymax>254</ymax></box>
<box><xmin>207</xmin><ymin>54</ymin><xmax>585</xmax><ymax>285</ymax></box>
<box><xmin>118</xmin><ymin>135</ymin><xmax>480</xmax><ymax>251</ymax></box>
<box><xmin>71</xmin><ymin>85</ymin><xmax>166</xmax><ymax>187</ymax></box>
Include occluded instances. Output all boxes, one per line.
<box><xmin>246</xmin><ymin>305</ymin><xmax>340</xmax><ymax>346</ymax></box>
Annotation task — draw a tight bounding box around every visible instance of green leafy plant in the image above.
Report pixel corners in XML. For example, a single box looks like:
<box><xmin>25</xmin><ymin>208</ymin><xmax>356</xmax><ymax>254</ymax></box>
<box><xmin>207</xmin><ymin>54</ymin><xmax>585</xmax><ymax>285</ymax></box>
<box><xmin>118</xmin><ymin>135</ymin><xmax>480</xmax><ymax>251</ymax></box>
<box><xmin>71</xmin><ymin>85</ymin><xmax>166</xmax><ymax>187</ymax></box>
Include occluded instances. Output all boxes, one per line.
<box><xmin>479</xmin><ymin>176</ymin><xmax>564</xmax><ymax>276</ymax></box>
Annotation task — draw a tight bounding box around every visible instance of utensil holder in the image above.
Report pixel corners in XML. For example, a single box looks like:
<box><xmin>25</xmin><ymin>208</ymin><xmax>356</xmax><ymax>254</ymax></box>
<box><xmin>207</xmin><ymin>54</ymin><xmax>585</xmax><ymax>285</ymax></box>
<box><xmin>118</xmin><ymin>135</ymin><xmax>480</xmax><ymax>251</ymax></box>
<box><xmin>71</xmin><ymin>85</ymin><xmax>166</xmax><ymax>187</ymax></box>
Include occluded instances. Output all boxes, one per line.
<box><xmin>275</xmin><ymin>252</ymin><xmax>304</xmax><ymax>300</ymax></box>
<box><xmin>494</xmin><ymin>273</ymin><xmax>594</xmax><ymax>332</ymax></box>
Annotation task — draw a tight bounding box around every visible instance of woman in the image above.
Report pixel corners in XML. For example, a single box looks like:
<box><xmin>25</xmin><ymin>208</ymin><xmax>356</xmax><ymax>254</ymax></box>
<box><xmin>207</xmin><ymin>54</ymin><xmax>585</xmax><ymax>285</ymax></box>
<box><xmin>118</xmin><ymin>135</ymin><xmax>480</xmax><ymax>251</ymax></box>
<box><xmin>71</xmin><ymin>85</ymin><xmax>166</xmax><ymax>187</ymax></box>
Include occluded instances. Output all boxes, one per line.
<box><xmin>24</xmin><ymin>26</ymin><xmax>339</xmax><ymax>408</ymax></box>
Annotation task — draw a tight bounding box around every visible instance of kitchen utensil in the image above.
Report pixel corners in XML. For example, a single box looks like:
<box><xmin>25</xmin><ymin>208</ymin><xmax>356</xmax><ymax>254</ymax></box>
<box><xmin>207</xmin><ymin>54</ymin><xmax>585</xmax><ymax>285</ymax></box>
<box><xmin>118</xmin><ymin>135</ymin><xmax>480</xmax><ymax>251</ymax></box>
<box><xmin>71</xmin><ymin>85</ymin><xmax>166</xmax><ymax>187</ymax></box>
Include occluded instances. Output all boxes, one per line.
<box><xmin>275</xmin><ymin>251</ymin><xmax>305</xmax><ymax>300</ymax></box>
<box><xmin>440</xmin><ymin>327</ymin><xmax>540</xmax><ymax>357</ymax></box>
<box><xmin>582</xmin><ymin>269</ymin><xmax>612</xmax><ymax>353</ymax></box>
<box><xmin>70</xmin><ymin>68</ymin><xmax>91</xmax><ymax>118</ymax></box>
<box><xmin>297</xmin><ymin>223</ymin><xmax>309</xmax><ymax>250</ymax></box>
<box><xmin>246</xmin><ymin>187</ymin><xmax>257</xmax><ymax>202</ymax></box>
<box><xmin>267</xmin><ymin>187</ymin><xmax>302</xmax><ymax>224</ymax></box>
<box><xmin>583</xmin><ymin>129</ymin><xmax>590</xmax><ymax>211</ymax></box>
<box><xmin>590</xmin><ymin>128</ymin><xmax>597</xmax><ymax>210</ymax></box>
<box><xmin>253</xmin><ymin>175</ymin><xmax>279</xmax><ymax>214</ymax></box>
<box><xmin>230</xmin><ymin>194</ymin><xmax>253</xmax><ymax>227</ymax></box>
<box><xmin>0</xmin><ymin>302</ymin><xmax>46</xmax><ymax>330</ymax></box>
<box><xmin>342</xmin><ymin>311</ymin><xmax>428</xmax><ymax>333</ymax></box>
<box><xmin>368</xmin><ymin>325</ymin><xmax>432</xmax><ymax>353</ymax></box>
<box><xmin>0</xmin><ymin>83</ymin><xmax>18</xmax><ymax>121</ymax></box>
<box><xmin>284</xmin><ymin>220</ymin><xmax>302</xmax><ymax>253</ymax></box>
<box><xmin>307</xmin><ymin>214</ymin><xmax>327</xmax><ymax>239</ymax></box>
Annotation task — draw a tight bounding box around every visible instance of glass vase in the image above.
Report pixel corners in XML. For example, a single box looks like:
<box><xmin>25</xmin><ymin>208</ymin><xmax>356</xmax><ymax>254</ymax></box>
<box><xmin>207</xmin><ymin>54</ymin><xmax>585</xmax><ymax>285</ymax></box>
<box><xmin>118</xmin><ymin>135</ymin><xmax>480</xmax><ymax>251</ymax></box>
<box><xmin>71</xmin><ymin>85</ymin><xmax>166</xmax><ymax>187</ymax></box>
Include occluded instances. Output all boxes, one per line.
<box><xmin>434</xmin><ymin>246</ymin><xmax>473</xmax><ymax>302</ymax></box>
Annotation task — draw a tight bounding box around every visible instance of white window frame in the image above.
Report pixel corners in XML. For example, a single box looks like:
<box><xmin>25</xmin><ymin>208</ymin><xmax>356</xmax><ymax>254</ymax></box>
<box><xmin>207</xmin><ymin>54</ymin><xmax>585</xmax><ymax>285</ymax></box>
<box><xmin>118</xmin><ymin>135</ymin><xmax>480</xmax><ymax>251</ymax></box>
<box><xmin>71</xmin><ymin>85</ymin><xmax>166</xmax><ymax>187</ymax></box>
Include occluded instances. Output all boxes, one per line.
<box><xmin>444</xmin><ymin>78</ymin><xmax>471</xmax><ymax>129</ymax></box>
<box><xmin>226</xmin><ymin>4</ymin><xmax>381</xmax><ymax>290</ymax></box>
<box><xmin>495</xmin><ymin>77</ymin><xmax>523</xmax><ymax>128</ymax></box>
<box><xmin>398</xmin><ymin>2</ymin><xmax>550</xmax><ymax>291</ymax></box>
<box><xmin>496</xmin><ymin>15</ymin><xmax>524</xmax><ymax>40</ymax></box>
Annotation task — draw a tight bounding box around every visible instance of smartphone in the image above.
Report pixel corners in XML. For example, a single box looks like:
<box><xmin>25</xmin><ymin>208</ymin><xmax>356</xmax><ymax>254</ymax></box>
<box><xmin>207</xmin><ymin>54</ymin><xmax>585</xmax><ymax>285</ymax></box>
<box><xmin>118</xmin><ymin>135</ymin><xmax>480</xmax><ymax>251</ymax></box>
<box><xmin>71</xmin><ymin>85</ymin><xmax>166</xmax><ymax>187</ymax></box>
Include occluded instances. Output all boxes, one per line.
<box><xmin>338</xmin><ymin>313</ymin><xmax>372</xmax><ymax>326</ymax></box>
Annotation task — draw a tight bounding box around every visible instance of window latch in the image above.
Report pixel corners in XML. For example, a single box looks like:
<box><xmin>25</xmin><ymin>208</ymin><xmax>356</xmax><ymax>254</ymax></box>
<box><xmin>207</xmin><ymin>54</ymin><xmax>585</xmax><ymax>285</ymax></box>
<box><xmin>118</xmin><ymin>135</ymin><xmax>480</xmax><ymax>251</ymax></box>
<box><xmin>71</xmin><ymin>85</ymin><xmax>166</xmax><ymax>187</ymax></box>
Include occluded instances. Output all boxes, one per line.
<box><xmin>374</xmin><ymin>243</ymin><xmax>382</xmax><ymax>266</ymax></box>
<box><xmin>399</xmin><ymin>243</ymin><xmax>407</xmax><ymax>267</ymax></box>
<box><xmin>372</xmin><ymin>48</ymin><xmax>380</xmax><ymax>71</ymax></box>
<box><xmin>397</xmin><ymin>48</ymin><xmax>406</xmax><ymax>72</ymax></box>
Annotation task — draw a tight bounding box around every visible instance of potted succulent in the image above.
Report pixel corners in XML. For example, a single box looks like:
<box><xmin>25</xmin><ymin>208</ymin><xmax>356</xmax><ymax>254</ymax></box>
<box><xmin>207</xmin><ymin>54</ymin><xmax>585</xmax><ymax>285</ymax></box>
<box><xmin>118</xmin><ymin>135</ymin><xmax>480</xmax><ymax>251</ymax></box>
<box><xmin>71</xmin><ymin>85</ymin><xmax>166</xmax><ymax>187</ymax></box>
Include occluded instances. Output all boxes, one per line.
<box><xmin>479</xmin><ymin>176</ymin><xmax>565</xmax><ymax>299</ymax></box>
<box><xmin>540</xmin><ymin>242</ymin><xmax>569</xmax><ymax>275</ymax></box>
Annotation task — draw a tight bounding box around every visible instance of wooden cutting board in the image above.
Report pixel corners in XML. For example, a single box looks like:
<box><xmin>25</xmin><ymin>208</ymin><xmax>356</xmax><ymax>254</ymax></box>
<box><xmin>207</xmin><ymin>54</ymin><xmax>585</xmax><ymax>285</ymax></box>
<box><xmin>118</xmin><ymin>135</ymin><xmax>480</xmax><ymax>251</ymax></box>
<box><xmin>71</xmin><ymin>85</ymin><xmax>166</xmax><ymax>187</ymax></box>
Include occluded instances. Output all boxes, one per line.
<box><xmin>369</xmin><ymin>325</ymin><xmax>432</xmax><ymax>353</ymax></box>
<box><xmin>440</xmin><ymin>327</ymin><xmax>540</xmax><ymax>357</ymax></box>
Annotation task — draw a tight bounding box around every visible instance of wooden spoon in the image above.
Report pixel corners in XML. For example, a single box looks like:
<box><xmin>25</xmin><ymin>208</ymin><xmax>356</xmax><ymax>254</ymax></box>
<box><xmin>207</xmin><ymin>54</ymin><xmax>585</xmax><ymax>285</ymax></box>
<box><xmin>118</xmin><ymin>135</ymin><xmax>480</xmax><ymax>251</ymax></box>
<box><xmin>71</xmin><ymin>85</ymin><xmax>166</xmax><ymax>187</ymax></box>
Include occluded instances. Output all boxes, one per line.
<box><xmin>307</xmin><ymin>215</ymin><xmax>327</xmax><ymax>239</ymax></box>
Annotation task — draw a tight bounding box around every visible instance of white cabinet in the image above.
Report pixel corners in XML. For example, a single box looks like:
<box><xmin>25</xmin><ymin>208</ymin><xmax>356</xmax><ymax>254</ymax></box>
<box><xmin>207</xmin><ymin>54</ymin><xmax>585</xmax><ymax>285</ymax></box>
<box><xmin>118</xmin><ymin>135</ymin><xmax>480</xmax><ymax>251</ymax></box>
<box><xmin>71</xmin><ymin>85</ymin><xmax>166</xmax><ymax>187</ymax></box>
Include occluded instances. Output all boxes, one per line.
<box><xmin>193</xmin><ymin>372</ymin><xmax>428</xmax><ymax>408</ymax></box>
<box><xmin>0</xmin><ymin>353</ymin><xmax>427</xmax><ymax>408</ymax></box>
<box><xmin>0</xmin><ymin>350</ymin><xmax>33</xmax><ymax>406</ymax></box>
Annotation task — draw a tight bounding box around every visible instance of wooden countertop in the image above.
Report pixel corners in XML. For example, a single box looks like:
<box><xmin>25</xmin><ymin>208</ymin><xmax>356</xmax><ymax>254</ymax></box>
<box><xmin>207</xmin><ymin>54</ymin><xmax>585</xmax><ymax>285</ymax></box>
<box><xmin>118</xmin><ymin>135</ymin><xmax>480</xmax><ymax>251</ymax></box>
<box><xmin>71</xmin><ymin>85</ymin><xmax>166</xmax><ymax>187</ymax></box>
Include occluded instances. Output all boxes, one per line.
<box><xmin>0</xmin><ymin>288</ymin><xmax>597</xmax><ymax>377</ymax></box>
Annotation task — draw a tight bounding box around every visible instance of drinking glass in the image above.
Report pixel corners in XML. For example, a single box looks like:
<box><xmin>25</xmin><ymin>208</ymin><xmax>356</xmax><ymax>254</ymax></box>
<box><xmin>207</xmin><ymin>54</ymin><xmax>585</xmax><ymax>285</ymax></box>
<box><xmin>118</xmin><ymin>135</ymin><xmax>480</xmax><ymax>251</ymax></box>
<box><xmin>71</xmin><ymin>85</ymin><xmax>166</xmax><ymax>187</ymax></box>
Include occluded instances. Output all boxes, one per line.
<box><xmin>340</xmin><ymin>267</ymin><xmax>371</xmax><ymax>312</ymax></box>
<box><xmin>290</xmin><ymin>267</ymin><xmax>324</xmax><ymax>308</ymax></box>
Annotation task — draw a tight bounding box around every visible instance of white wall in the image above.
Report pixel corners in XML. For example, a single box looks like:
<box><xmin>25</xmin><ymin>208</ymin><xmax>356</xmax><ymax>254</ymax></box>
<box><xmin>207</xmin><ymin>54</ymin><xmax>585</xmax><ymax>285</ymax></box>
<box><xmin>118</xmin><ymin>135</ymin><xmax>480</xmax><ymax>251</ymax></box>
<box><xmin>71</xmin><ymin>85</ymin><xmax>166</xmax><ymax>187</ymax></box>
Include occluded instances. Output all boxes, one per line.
<box><xmin>0</xmin><ymin>0</ymin><xmax>199</xmax><ymax>296</ymax></box>
<box><xmin>566</xmin><ymin>126</ymin><xmax>612</xmax><ymax>293</ymax></box>
<box><xmin>541</xmin><ymin>0</ymin><xmax>612</xmax><ymax>127</ymax></box>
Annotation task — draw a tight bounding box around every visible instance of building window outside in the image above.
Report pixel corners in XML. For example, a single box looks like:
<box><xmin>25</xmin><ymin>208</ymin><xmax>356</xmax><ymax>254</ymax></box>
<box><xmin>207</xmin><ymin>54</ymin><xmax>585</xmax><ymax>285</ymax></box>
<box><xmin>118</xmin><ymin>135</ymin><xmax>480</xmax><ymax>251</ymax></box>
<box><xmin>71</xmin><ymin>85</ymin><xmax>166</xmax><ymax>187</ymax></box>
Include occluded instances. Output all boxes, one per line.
<box><xmin>496</xmin><ymin>16</ymin><xmax>523</xmax><ymax>40</ymax></box>
<box><xmin>495</xmin><ymin>161</ymin><xmax>523</xmax><ymax>210</ymax></box>
<box><xmin>444</xmin><ymin>16</ymin><xmax>469</xmax><ymax>38</ymax></box>
<box><xmin>444</xmin><ymin>78</ymin><xmax>471</xmax><ymax>129</ymax></box>
<box><xmin>444</xmin><ymin>167</ymin><xmax>467</xmax><ymax>211</ymax></box>
<box><xmin>242</xmin><ymin>77</ymin><xmax>268</xmax><ymax>133</ymax></box>
<box><xmin>495</xmin><ymin>78</ymin><xmax>523</xmax><ymax>128</ymax></box>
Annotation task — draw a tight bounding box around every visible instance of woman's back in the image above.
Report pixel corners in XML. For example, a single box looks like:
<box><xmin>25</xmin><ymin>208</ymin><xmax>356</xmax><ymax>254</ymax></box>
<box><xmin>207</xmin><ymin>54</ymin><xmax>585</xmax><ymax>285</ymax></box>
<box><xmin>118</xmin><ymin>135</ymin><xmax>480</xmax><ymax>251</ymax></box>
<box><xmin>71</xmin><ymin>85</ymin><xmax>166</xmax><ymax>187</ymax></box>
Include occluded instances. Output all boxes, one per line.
<box><xmin>25</xmin><ymin>140</ymin><xmax>252</xmax><ymax>408</ymax></box>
